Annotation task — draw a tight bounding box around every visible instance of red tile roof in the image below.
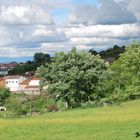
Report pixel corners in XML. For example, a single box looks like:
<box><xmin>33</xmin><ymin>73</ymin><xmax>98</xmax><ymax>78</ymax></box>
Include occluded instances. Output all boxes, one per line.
<box><xmin>19</xmin><ymin>76</ymin><xmax>40</xmax><ymax>86</ymax></box>
<box><xmin>31</xmin><ymin>77</ymin><xmax>40</xmax><ymax>80</ymax></box>
<box><xmin>19</xmin><ymin>79</ymin><xmax>30</xmax><ymax>85</ymax></box>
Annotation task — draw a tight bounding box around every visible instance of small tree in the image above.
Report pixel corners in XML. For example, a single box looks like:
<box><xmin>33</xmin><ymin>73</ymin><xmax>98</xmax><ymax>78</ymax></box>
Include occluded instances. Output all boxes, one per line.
<box><xmin>37</xmin><ymin>48</ymin><xmax>110</xmax><ymax>108</ymax></box>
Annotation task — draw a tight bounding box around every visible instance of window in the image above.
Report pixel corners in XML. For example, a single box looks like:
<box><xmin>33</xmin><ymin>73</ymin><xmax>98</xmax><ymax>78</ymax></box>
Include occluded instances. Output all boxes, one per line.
<box><xmin>12</xmin><ymin>81</ymin><xmax>14</xmax><ymax>83</ymax></box>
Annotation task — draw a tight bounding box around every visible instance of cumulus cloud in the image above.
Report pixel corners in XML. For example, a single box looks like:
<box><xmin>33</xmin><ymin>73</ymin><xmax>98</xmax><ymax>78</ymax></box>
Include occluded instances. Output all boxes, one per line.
<box><xmin>0</xmin><ymin>22</ymin><xmax>140</xmax><ymax>57</ymax></box>
<box><xmin>32</xmin><ymin>26</ymin><xmax>68</xmax><ymax>42</ymax></box>
<box><xmin>41</xmin><ymin>43</ymin><xmax>72</xmax><ymax>55</ymax></box>
<box><xmin>0</xmin><ymin>46</ymin><xmax>40</xmax><ymax>57</ymax></box>
<box><xmin>0</xmin><ymin>0</ymin><xmax>139</xmax><ymax>60</ymax></box>
<box><xmin>0</xmin><ymin>25</ymin><xmax>68</xmax><ymax>49</ymax></box>
<box><xmin>62</xmin><ymin>24</ymin><xmax>140</xmax><ymax>39</ymax></box>
<box><xmin>58</xmin><ymin>23</ymin><xmax>140</xmax><ymax>51</ymax></box>
<box><xmin>69</xmin><ymin>0</ymin><xmax>137</xmax><ymax>25</ymax></box>
<box><xmin>0</xmin><ymin>5</ymin><xmax>53</xmax><ymax>25</ymax></box>
<box><xmin>0</xmin><ymin>0</ymin><xmax>69</xmax><ymax>9</ymax></box>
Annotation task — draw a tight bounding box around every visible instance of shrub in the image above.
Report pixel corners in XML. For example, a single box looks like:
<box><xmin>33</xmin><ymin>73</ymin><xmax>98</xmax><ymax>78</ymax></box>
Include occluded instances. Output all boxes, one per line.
<box><xmin>0</xmin><ymin>88</ymin><xmax>11</xmax><ymax>106</ymax></box>
<box><xmin>47</xmin><ymin>105</ymin><xmax>59</xmax><ymax>112</ymax></box>
<box><xmin>5</xmin><ymin>94</ymin><xmax>47</xmax><ymax>116</ymax></box>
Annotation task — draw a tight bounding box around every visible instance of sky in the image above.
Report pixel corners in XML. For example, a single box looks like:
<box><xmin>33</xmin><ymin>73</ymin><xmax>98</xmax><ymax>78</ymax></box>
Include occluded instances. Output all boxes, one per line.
<box><xmin>0</xmin><ymin>0</ymin><xmax>140</xmax><ymax>62</ymax></box>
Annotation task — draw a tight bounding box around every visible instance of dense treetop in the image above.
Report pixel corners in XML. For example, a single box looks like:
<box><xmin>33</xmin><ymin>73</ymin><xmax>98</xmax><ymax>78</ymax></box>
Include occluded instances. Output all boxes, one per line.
<box><xmin>36</xmin><ymin>48</ymin><xmax>111</xmax><ymax>108</ymax></box>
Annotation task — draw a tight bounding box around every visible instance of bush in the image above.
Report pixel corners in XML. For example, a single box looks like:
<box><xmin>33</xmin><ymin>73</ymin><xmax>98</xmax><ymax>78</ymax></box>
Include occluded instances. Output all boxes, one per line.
<box><xmin>5</xmin><ymin>94</ymin><xmax>48</xmax><ymax>116</ymax></box>
<box><xmin>0</xmin><ymin>88</ymin><xmax>11</xmax><ymax>106</ymax></box>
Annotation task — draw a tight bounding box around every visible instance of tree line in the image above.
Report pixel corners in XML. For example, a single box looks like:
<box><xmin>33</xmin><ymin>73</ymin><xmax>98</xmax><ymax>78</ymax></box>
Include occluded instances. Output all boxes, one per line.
<box><xmin>8</xmin><ymin>45</ymin><xmax>125</xmax><ymax>75</ymax></box>
<box><xmin>8</xmin><ymin>53</ymin><xmax>52</xmax><ymax>75</ymax></box>
<box><xmin>89</xmin><ymin>45</ymin><xmax>125</xmax><ymax>62</ymax></box>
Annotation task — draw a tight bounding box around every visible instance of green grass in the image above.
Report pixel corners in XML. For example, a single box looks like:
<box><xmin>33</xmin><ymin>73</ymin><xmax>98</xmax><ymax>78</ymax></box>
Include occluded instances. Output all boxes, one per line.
<box><xmin>1</xmin><ymin>100</ymin><xmax>140</xmax><ymax>140</ymax></box>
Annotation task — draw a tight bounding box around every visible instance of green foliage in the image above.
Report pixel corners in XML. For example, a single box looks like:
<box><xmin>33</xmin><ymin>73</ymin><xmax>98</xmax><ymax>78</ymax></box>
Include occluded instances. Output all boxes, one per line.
<box><xmin>34</xmin><ymin>52</ymin><xmax>51</xmax><ymax>66</ymax></box>
<box><xmin>5</xmin><ymin>94</ymin><xmax>47</xmax><ymax>116</ymax></box>
<box><xmin>37</xmin><ymin>48</ymin><xmax>111</xmax><ymax>108</ymax></box>
<box><xmin>8</xmin><ymin>63</ymin><xmax>36</xmax><ymax>75</ymax></box>
<box><xmin>89</xmin><ymin>49</ymin><xmax>98</xmax><ymax>55</ymax></box>
<box><xmin>109</xmin><ymin>42</ymin><xmax>140</xmax><ymax>102</ymax></box>
<box><xmin>9</xmin><ymin>52</ymin><xmax>51</xmax><ymax>75</ymax></box>
<box><xmin>89</xmin><ymin>45</ymin><xmax>125</xmax><ymax>64</ymax></box>
<box><xmin>0</xmin><ymin>88</ymin><xmax>11</xmax><ymax>106</ymax></box>
<box><xmin>99</xmin><ymin>45</ymin><xmax>125</xmax><ymax>59</ymax></box>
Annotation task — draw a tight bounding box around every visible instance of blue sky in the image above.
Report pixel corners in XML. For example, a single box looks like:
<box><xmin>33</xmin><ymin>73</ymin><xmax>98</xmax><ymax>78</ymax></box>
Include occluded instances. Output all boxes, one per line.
<box><xmin>0</xmin><ymin>0</ymin><xmax>139</xmax><ymax>62</ymax></box>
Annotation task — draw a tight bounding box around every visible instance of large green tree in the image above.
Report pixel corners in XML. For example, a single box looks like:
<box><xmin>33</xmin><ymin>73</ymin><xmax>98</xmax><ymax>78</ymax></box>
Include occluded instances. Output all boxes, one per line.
<box><xmin>109</xmin><ymin>42</ymin><xmax>140</xmax><ymax>101</ymax></box>
<box><xmin>37</xmin><ymin>48</ymin><xmax>110</xmax><ymax>108</ymax></box>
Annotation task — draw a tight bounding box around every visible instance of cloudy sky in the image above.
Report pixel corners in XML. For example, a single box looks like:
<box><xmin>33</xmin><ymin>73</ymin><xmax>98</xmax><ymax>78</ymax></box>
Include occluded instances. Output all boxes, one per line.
<box><xmin>0</xmin><ymin>0</ymin><xmax>139</xmax><ymax>62</ymax></box>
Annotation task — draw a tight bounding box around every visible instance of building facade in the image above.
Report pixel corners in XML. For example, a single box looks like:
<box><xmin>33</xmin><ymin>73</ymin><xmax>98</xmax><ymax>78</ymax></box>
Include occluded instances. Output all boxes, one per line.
<box><xmin>5</xmin><ymin>76</ymin><xmax>26</xmax><ymax>92</ymax></box>
<box><xmin>19</xmin><ymin>77</ymin><xmax>41</xmax><ymax>95</ymax></box>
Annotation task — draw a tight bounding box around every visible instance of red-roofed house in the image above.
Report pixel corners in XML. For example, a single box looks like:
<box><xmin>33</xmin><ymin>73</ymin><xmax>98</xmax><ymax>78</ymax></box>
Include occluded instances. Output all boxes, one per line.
<box><xmin>19</xmin><ymin>77</ymin><xmax>41</xmax><ymax>95</ymax></box>
<box><xmin>19</xmin><ymin>79</ymin><xmax>30</xmax><ymax>90</ymax></box>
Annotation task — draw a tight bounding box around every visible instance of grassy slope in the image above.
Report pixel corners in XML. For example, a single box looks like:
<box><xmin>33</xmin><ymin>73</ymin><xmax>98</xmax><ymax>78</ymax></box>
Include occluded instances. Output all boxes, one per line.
<box><xmin>0</xmin><ymin>100</ymin><xmax>140</xmax><ymax>140</ymax></box>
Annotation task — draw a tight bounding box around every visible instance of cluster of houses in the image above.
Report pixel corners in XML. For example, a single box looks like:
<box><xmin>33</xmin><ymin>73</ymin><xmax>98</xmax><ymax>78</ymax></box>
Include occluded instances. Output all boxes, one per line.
<box><xmin>0</xmin><ymin>75</ymin><xmax>41</xmax><ymax>95</ymax></box>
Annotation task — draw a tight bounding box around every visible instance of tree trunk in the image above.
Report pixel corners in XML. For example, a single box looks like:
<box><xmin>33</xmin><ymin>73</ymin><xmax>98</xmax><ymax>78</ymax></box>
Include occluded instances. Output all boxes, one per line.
<box><xmin>64</xmin><ymin>102</ymin><xmax>68</xmax><ymax>109</ymax></box>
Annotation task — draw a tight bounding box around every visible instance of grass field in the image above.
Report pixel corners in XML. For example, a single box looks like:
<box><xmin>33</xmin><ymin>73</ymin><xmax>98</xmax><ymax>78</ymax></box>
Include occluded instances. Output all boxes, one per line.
<box><xmin>0</xmin><ymin>100</ymin><xmax>140</xmax><ymax>140</ymax></box>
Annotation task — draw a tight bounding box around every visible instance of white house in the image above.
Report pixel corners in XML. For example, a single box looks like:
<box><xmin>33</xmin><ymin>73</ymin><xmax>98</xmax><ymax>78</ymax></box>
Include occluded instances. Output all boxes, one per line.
<box><xmin>5</xmin><ymin>76</ymin><xmax>26</xmax><ymax>92</ymax></box>
<box><xmin>29</xmin><ymin>77</ymin><xmax>40</xmax><ymax>86</ymax></box>
<box><xmin>19</xmin><ymin>77</ymin><xmax>41</xmax><ymax>95</ymax></box>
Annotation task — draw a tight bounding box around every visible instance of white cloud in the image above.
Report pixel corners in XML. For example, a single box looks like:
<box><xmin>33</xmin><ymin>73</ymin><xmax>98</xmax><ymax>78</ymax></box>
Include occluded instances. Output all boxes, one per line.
<box><xmin>62</xmin><ymin>24</ymin><xmax>140</xmax><ymax>39</ymax></box>
<box><xmin>0</xmin><ymin>46</ymin><xmax>40</xmax><ymax>57</ymax></box>
<box><xmin>33</xmin><ymin>29</ymin><xmax>54</xmax><ymax>37</ymax></box>
<box><xmin>69</xmin><ymin>0</ymin><xmax>137</xmax><ymax>25</ymax></box>
<box><xmin>32</xmin><ymin>26</ymin><xmax>67</xmax><ymax>42</ymax></box>
<box><xmin>58</xmin><ymin>23</ymin><xmax>140</xmax><ymax>51</ymax></box>
<box><xmin>0</xmin><ymin>5</ymin><xmax>53</xmax><ymax>25</ymax></box>
<box><xmin>0</xmin><ymin>0</ymin><xmax>139</xmax><ymax>59</ymax></box>
<box><xmin>0</xmin><ymin>22</ymin><xmax>140</xmax><ymax>57</ymax></box>
<box><xmin>0</xmin><ymin>24</ymin><xmax>68</xmax><ymax>48</ymax></box>
<box><xmin>40</xmin><ymin>43</ymin><xmax>72</xmax><ymax>55</ymax></box>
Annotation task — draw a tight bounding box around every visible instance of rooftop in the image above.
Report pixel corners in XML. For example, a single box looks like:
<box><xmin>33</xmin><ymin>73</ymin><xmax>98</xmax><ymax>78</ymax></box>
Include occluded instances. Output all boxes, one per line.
<box><xmin>19</xmin><ymin>79</ymin><xmax>30</xmax><ymax>85</ymax></box>
<box><xmin>30</xmin><ymin>77</ymin><xmax>40</xmax><ymax>80</ymax></box>
<box><xmin>5</xmin><ymin>75</ymin><xmax>22</xmax><ymax>80</ymax></box>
